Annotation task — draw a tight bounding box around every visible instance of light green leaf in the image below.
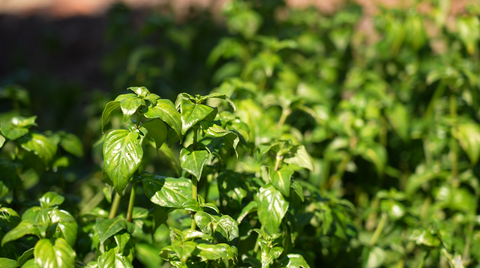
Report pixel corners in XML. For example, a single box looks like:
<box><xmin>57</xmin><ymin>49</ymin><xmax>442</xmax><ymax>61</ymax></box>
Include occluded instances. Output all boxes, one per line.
<box><xmin>59</xmin><ymin>133</ymin><xmax>83</xmax><ymax>157</ymax></box>
<box><xmin>117</xmin><ymin>94</ymin><xmax>144</xmax><ymax>122</ymax></box>
<box><xmin>290</xmin><ymin>181</ymin><xmax>304</xmax><ymax>202</ymax></box>
<box><xmin>284</xmin><ymin>145</ymin><xmax>313</xmax><ymax>171</ymax></box>
<box><xmin>180</xmin><ymin>99</ymin><xmax>216</xmax><ymax>135</ymax></box>
<box><xmin>48</xmin><ymin>209</ymin><xmax>78</xmax><ymax>247</ymax></box>
<box><xmin>142</xmin><ymin>119</ymin><xmax>167</xmax><ymax>150</ymax></box>
<box><xmin>180</xmin><ymin>147</ymin><xmax>211</xmax><ymax>180</ymax></box>
<box><xmin>0</xmin><ymin>258</ymin><xmax>18</xmax><ymax>268</ymax></box>
<box><xmin>34</xmin><ymin>238</ymin><xmax>75</xmax><ymax>268</ymax></box>
<box><xmin>39</xmin><ymin>192</ymin><xmax>65</xmax><ymax>208</ymax></box>
<box><xmin>457</xmin><ymin>122</ymin><xmax>480</xmax><ymax>165</ymax></box>
<box><xmin>97</xmin><ymin>248</ymin><xmax>133</xmax><ymax>268</ymax></box>
<box><xmin>0</xmin><ymin>134</ymin><xmax>5</xmax><ymax>148</ymax></box>
<box><xmin>20</xmin><ymin>133</ymin><xmax>57</xmax><ymax>165</ymax></box>
<box><xmin>127</xmin><ymin>86</ymin><xmax>150</xmax><ymax>98</ymax></box>
<box><xmin>17</xmin><ymin>248</ymin><xmax>34</xmax><ymax>267</ymax></box>
<box><xmin>170</xmin><ymin>240</ymin><xmax>197</xmax><ymax>264</ymax></box>
<box><xmin>93</xmin><ymin>218</ymin><xmax>134</xmax><ymax>244</ymax></box>
<box><xmin>101</xmin><ymin>101</ymin><xmax>120</xmax><ymax>133</ymax></box>
<box><xmin>182</xmin><ymin>199</ymin><xmax>202</xmax><ymax>213</ymax></box>
<box><xmin>182</xmin><ymin>230</ymin><xmax>213</xmax><ymax>241</ymax></box>
<box><xmin>280</xmin><ymin>254</ymin><xmax>310</xmax><ymax>268</ymax></box>
<box><xmin>257</xmin><ymin>184</ymin><xmax>289</xmax><ymax>235</ymax></box>
<box><xmin>196</xmin><ymin>243</ymin><xmax>236</xmax><ymax>267</ymax></box>
<box><xmin>140</xmin><ymin>173</ymin><xmax>192</xmax><ymax>208</ymax></box>
<box><xmin>261</xmin><ymin>247</ymin><xmax>283</xmax><ymax>268</ymax></box>
<box><xmin>270</xmin><ymin>166</ymin><xmax>294</xmax><ymax>197</ymax></box>
<box><xmin>2</xmin><ymin>220</ymin><xmax>40</xmax><ymax>246</ymax></box>
<box><xmin>144</xmin><ymin>99</ymin><xmax>182</xmax><ymax>139</ymax></box>
<box><xmin>103</xmin><ymin>129</ymin><xmax>143</xmax><ymax>194</ymax></box>
<box><xmin>21</xmin><ymin>259</ymin><xmax>40</xmax><ymax>268</ymax></box>
<box><xmin>237</xmin><ymin>201</ymin><xmax>257</xmax><ymax>223</ymax></box>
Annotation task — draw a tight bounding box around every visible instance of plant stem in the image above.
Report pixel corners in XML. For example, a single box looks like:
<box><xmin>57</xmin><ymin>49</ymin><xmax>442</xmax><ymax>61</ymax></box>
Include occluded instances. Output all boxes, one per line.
<box><xmin>274</xmin><ymin>154</ymin><xmax>283</xmax><ymax>171</ymax></box>
<box><xmin>126</xmin><ymin>183</ymin><xmax>136</xmax><ymax>222</ymax></box>
<box><xmin>277</xmin><ymin>108</ymin><xmax>291</xmax><ymax>128</ymax></box>
<box><xmin>370</xmin><ymin>212</ymin><xmax>387</xmax><ymax>246</ymax></box>
<box><xmin>109</xmin><ymin>193</ymin><xmax>122</xmax><ymax>219</ymax></box>
<box><xmin>191</xmin><ymin>126</ymin><xmax>199</xmax><ymax>230</ymax></box>
<box><xmin>135</xmin><ymin>113</ymin><xmax>142</xmax><ymax>129</ymax></box>
<box><xmin>450</xmin><ymin>94</ymin><xmax>458</xmax><ymax>186</ymax></box>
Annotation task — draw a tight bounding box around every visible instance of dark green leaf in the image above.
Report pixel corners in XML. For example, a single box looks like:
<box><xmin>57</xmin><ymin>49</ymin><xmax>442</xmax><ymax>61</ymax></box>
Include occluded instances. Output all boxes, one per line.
<box><xmin>141</xmin><ymin>173</ymin><xmax>192</xmax><ymax>208</ymax></box>
<box><xmin>270</xmin><ymin>166</ymin><xmax>294</xmax><ymax>197</ymax></box>
<box><xmin>257</xmin><ymin>184</ymin><xmax>289</xmax><ymax>235</ymax></box>
<box><xmin>1</xmin><ymin>116</ymin><xmax>37</xmax><ymax>140</ymax></box>
<box><xmin>180</xmin><ymin>99</ymin><xmax>216</xmax><ymax>135</ymax></box>
<box><xmin>93</xmin><ymin>218</ymin><xmax>134</xmax><ymax>244</ymax></box>
<box><xmin>103</xmin><ymin>129</ymin><xmax>143</xmax><ymax>194</ymax></box>
<box><xmin>101</xmin><ymin>101</ymin><xmax>120</xmax><ymax>133</ymax></box>
<box><xmin>182</xmin><ymin>199</ymin><xmax>202</xmax><ymax>213</ymax></box>
<box><xmin>144</xmin><ymin>99</ymin><xmax>182</xmax><ymax>140</ymax></box>
<box><xmin>290</xmin><ymin>181</ymin><xmax>304</xmax><ymax>202</ymax></box>
<box><xmin>39</xmin><ymin>192</ymin><xmax>65</xmax><ymax>208</ymax></box>
<box><xmin>20</xmin><ymin>133</ymin><xmax>57</xmax><ymax>165</ymax></box>
<box><xmin>17</xmin><ymin>248</ymin><xmax>34</xmax><ymax>266</ymax></box>
<box><xmin>34</xmin><ymin>238</ymin><xmax>75</xmax><ymax>268</ymax></box>
<box><xmin>142</xmin><ymin>119</ymin><xmax>167</xmax><ymax>150</ymax></box>
<box><xmin>180</xmin><ymin>147</ymin><xmax>211</xmax><ymax>180</ymax></box>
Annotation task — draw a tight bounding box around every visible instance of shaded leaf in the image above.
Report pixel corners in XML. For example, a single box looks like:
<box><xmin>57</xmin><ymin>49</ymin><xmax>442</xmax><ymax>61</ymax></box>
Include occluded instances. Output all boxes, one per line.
<box><xmin>144</xmin><ymin>99</ymin><xmax>182</xmax><ymax>139</ymax></box>
<box><xmin>142</xmin><ymin>119</ymin><xmax>167</xmax><ymax>150</ymax></box>
<box><xmin>59</xmin><ymin>133</ymin><xmax>83</xmax><ymax>158</ymax></box>
<box><xmin>20</xmin><ymin>133</ymin><xmax>57</xmax><ymax>165</ymax></box>
<box><xmin>180</xmin><ymin>147</ymin><xmax>211</xmax><ymax>180</ymax></box>
<box><xmin>93</xmin><ymin>218</ymin><xmax>134</xmax><ymax>244</ymax></box>
<box><xmin>140</xmin><ymin>173</ymin><xmax>192</xmax><ymax>208</ymax></box>
<box><xmin>2</xmin><ymin>221</ymin><xmax>40</xmax><ymax>246</ymax></box>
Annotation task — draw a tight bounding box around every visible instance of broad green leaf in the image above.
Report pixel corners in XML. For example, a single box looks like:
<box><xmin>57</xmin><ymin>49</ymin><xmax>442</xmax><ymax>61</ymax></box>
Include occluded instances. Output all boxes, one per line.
<box><xmin>182</xmin><ymin>199</ymin><xmax>202</xmax><ymax>213</ymax></box>
<box><xmin>48</xmin><ymin>209</ymin><xmax>78</xmax><ymax>247</ymax></box>
<box><xmin>290</xmin><ymin>181</ymin><xmax>304</xmax><ymax>202</ymax></box>
<box><xmin>180</xmin><ymin>147</ymin><xmax>211</xmax><ymax>180</ymax></box>
<box><xmin>360</xmin><ymin>142</ymin><xmax>387</xmax><ymax>175</ymax></box>
<box><xmin>117</xmin><ymin>94</ymin><xmax>144</xmax><ymax>122</ymax></box>
<box><xmin>59</xmin><ymin>133</ymin><xmax>83</xmax><ymax>157</ymax></box>
<box><xmin>457</xmin><ymin>122</ymin><xmax>480</xmax><ymax>164</ymax></box>
<box><xmin>270</xmin><ymin>166</ymin><xmax>294</xmax><ymax>197</ymax></box>
<box><xmin>280</xmin><ymin>254</ymin><xmax>310</xmax><ymax>268</ymax></box>
<box><xmin>261</xmin><ymin>247</ymin><xmax>283</xmax><ymax>268</ymax></box>
<box><xmin>144</xmin><ymin>93</ymin><xmax>160</xmax><ymax>106</ymax></box>
<box><xmin>237</xmin><ymin>201</ymin><xmax>257</xmax><ymax>223</ymax></box>
<box><xmin>20</xmin><ymin>259</ymin><xmax>40</xmax><ymax>268</ymax></box>
<box><xmin>97</xmin><ymin>248</ymin><xmax>133</xmax><ymax>268</ymax></box>
<box><xmin>20</xmin><ymin>133</ymin><xmax>57</xmax><ymax>165</ymax></box>
<box><xmin>2</xmin><ymin>221</ymin><xmax>40</xmax><ymax>246</ymax></box>
<box><xmin>257</xmin><ymin>184</ymin><xmax>289</xmax><ymax>235</ymax></box>
<box><xmin>17</xmin><ymin>248</ymin><xmax>34</xmax><ymax>266</ymax></box>
<box><xmin>0</xmin><ymin>258</ymin><xmax>18</xmax><ymax>268</ymax></box>
<box><xmin>180</xmin><ymin>99</ymin><xmax>217</xmax><ymax>135</ymax></box>
<box><xmin>114</xmin><ymin>232</ymin><xmax>131</xmax><ymax>253</ymax></box>
<box><xmin>144</xmin><ymin>99</ymin><xmax>182</xmax><ymax>139</ymax></box>
<box><xmin>127</xmin><ymin>86</ymin><xmax>150</xmax><ymax>98</ymax></box>
<box><xmin>101</xmin><ymin>101</ymin><xmax>120</xmax><ymax>133</ymax></box>
<box><xmin>183</xmin><ymin>230</ymin><xmax>213</xmax><ymax>241</ymax></box>
<box><xmin>93</xmin><ymin>218</ymin><xmax>134</xmax><ymax>244</ymax></box>
<box><xmin>171</xmin><ymin>240</ymin><xmax>197</xmax><ymax>264</ymax></box>
<box><xmin>142</xmin><ymin>119</ymin><xmax>167</xmax><ymax>150</ymax></box>
<box><xmin>0</xmin><ymin>135</ymin><xmax>5</xmax><ymax>148</ymax></box>
<box><xmin>1</xmin><ymin>116</ymin><xmax>37</xmax><ymax>140</ymax></box>
<box><xmin>284</xmin><ymin>145</ymin><xmax>313</xmax><ymax>171</ymax></box>
<box><xmin>196</xmin><ymin>243</ymin><xmax>236</xmax><ymax>267</ymax></box>
<box><xmin>39</xmin><ymin>192</ymin><xmax>65</xmax><ymax>208</ymax></box>
<box><xmin>217</xmin><ymin>215</ymin><xmax>239</xmax><ymax>243</ymax></box>
<box><xmin>34</xmin><ymin>238</ymin><xmax>75</xmax><ymax>268</ymax></box>
<box><xmin>103</xmin><ymin>129</ymin><xmax>143</xmax><ymax>194</ymax></box>
<box><xmin>140</xmin><ymin>173</ymin><xmax>192</xmax><ymax>208</ymax></box>
<box><xmin>195</xmin><ymin>211</ymin><xmax>216</xmax><ymax>235</ymax></box>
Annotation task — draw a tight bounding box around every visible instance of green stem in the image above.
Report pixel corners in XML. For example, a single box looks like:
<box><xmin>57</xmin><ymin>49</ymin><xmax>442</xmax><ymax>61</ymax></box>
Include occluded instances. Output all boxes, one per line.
<box><xmin>109</xmin><ymin>193</ymin><xmax>122</xmax><ymax>219</ymax></box>
<box><xmin>126</xmin><ymin>183</ymin><xmax>136</xmax><ymax>222</ymax></box>
<box><xmin>191</xmin><ymin>126</ymin><xmax>199</xmax><ymax>230</ymax></box>
<box><xmin>274</xmin><ymin>155</ymin><xmax>284</xmax><ymax>171</ymax></box>
<box><xmin>370</xmin><ymin>212</ymin><xmax>387</xmax><ymax>246</ymax></box>
<box><xmin>277</xmin><ymin>108</ymin><xmax>291</xmax><ymax>129</ymax></box>
<box><xmin>450</xmin><ymin>94</ymin><xmax>458</xmax><ymax>185</ymax></box>
<box><xmin>135</xmin><ymin>113</ymin><xmax>142</xmax><ymax>129</ymax></box>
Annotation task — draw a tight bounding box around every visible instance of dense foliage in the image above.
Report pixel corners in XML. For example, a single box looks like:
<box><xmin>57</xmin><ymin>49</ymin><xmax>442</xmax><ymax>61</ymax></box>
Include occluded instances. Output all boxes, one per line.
<box><xmin>1</xmin><ymin>0</ymin><xmax>480</xmax><ymax>267</ymax></box>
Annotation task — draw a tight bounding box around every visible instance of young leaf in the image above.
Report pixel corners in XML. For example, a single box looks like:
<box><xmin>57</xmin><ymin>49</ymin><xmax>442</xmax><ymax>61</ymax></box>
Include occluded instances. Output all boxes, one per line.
<box><xmin>39</xmin><ymin>192</ymin><xmax>65</xmax><ymax>208</ymax></box>
<box><xmin>270</xmin><ymin>166</ymin><xmax>294</xmax><ymax>197</ymax></box>
<box><xmin>127</xmin><ymin>86</ymin><xmax>150</xmax><ymax>98</ymax></box>
<box><xmin>142</xmin><ymin>119</ymin><xmax>168</xmax><ymax>150</ymax></box>
<box><xmin>457</xmin><ymin>122</ymin><xmax>480</xmax><ymax>165</ymax></box>
<box><xmin>20</xmin><ymin>133</ymin><xmax>57</xmax><ymax>165</ymax></box>
<box><xmin>103</xmin><ymin>129</ymin><xmax>143</xmax><ymax>194</ymax></box>
<box><xmin>141</xmin><ymin>174</ymin><xmax>192</xmax><ymax>208</ymax></box>
<box><xmin>257</xmin><ymin>184</ymin><xmax>289</xmax><ymax>236</ymax></box>
<box><xmin>180</xmin><ymin>147</ymin><xmax>211</xmax><ymax>180</ymax></box>
<box><xmin>117</xmin><ymin>94</ymin><xmax>144</xmax><ymax>122</ymax></box>
<box><xmin>144</xmin><ymin>99</ymin><xmax>182</xmax><ymax>139</ymax></box>
<box><xmin>101</xmin><ymin>101</ymin><xmax>121</xmax><ymax>133</ymax></box>
<box><xmin>34</xmin><ymin>238</ymin><xmax>76</xmax><ymax>268</ymax></box>
<box><xmin>180</xmin><ymin>99</ymin><xmax>217</xmax><ymax>135</ymax></box>
<box><xmin>261</xmin><ymin>247</ymin><xmax>284</xmax><ymax>268</ymax></box>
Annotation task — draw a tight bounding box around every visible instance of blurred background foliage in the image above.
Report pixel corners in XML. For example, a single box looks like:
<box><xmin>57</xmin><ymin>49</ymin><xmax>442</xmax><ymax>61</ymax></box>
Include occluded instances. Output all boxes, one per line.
<box><xmin>2</xmin><ymin>0</ymin><xmax>480</xmax><ymax>267</ymax></box>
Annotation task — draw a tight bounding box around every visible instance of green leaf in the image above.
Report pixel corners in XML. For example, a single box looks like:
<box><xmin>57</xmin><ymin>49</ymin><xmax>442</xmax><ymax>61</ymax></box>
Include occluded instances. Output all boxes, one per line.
<box><xmin>97</xmin><ymin>248</ymin><xmax>133</xmax><ymax>268</ymax></box>
<box><xmin>457</xmin><ymin>122</ymin><xmax>480</xmax><ymax>164</ymax></box>
<box><xmin>0</xmin><ymin>135</ymin><xmax>5</xmax><ymax>148</ymax></box>
<box><xmin>182</xmin><ymin>230</ymin><xmax>213</xmax><ymax>241</ymax></box>
<box><xmin>202</xmin><ymin>123</ymin><xmax>240</xmax><ymax>156</ymax></box>
<box><xmin>59</xmin><ymin>133</ymin><xmax>83</xmax><ymax>157</ymax></box>
<box><xmin>48</xmin><ymin>209</ymin><xmax>78</xmax><ymax>247</ymax></box>
<box><xmin>127</xmin><ymin>86</ymin><xmax>150</xmax><ymax>98</ymax></box>
<box><xmin>2</xmin><ymin>220</ymin><xmax>40</xmax><ymax>246</ymax></box>
<box><xmin>196</xmin><ymin>243</ymin><xmax>236</xmax><ymax>267</ymax></box>
<box><xmin>144</xmin><ymin>99</ymin><xmax>182</xmax><ymax>140</ymax></box>
<box><xmin>103</xmin><ymin>129</ymin><xmax>143</xmax><ymax>194</ymax></box>
<box><xmin>180</xmin><ymin>99</ymin><xmax>217</xmax><ymax>135</ymax></box>
<box><xmin>270</xmin><ymin>166</ymin><xmax>294</xmax><ymax>197</ymax></box>
<box><xmin>93</xmin><ymin>218</ymin><xmax>134</xmax><ymax>244</ymax></box>
<box><xmin>140</xmin><ymin>173</ymin><xmax>192</xmax><ymax>208</ymax></box>
<box><xmin>142</xmin><ymin>119</ymin><xmax>167</xmax><ymax>150</ymax></box>
<box><xmin>20</xmin><ymin>133</ymin><xmax>57</xmax><ymax>165</ymax></box>
<box><xmin>200</xmin><ymin>93</ymin><xmax>236</xmax><ymax>110</ymax></box>
<box><xmin>21</xmin><ymin>259</ymin><xmax>40</xmax><ymax>268</ymax></box>
<box><xmin>34</xmin><ymin>238</ymin><xmax>75</xmax><ymax>268</ymax></box>
<box><xmin>237</xmin><ymin>201</ymin><xmax>257</xmax><ymax>223</ymax></box>
<box><xmin>290</xmin><ymin>181</ymin><xmax>304</xmax><ymax>202</ymax></box>
<box><xmin>170</xmin><ymin>240</ymin><xmax>197</xmax><ymax>264</ymax></box>
<box><xmin>280</xmin><ymin>254</ymin><xmax>310</xmax><ymax>268</ymax></box>
<box><xmin>39</xmin><ymin>192</ymin><xmax>65</xmax><ymax>208</ymax></box>
<box><xmin>284</xmin><ymin>145</ymin><xmax>313</xmax><ymax>171</ymax></box>
<box><xmin>101</xmin><ymin>101</ymin><xmax>121</xmax><ymax>133</ymax></box>
<box><xmin>257</xmin><ymin>184</ymin><xmax>289</xmax><ymax>236</ymax></box>
<box><xmin>261</xmin><ymin>247</ymin><xmax>283</xmax><ymax>268</ymax></box>
<box><xmin>0</xmin><ymin>158</ymin><xmax>21</xmax><ymax>198</ymax></box>
<box><xmin>360</xmin><ymin>142</ymin><xmax>387</xmax><ymax>175</ymax></box>
<box><xmin>17</xmin><ymin>248</ymin><xmax>34</xmax><ymax>266</ymax></box>
<box><xmin>0</xmin><ymin>258</ymin><xmax>18</xmax><ymax>268</ymax></box>
<box><xmin>117</xmin><ymin>94</ymin><xmax>144</xmax><ymax>122</ymax></box>
<box><xmin>182</xmin><ymin>199</ymin><xmax>202</xmax><ymax>213</ymax></box>
<box><xmin>386</xmin><ymin>103</ymin><xmax>409</xmax><ymax>141</ymax></box>
<box><xmin>1</xmin><ymin>116</ymin><xmax>37</xmax><ymax>140</ymax></box>
<box><xmin>180</xmin><ymin>147</ymin><xmax>211</xmax><ymax>180</ymax></box>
